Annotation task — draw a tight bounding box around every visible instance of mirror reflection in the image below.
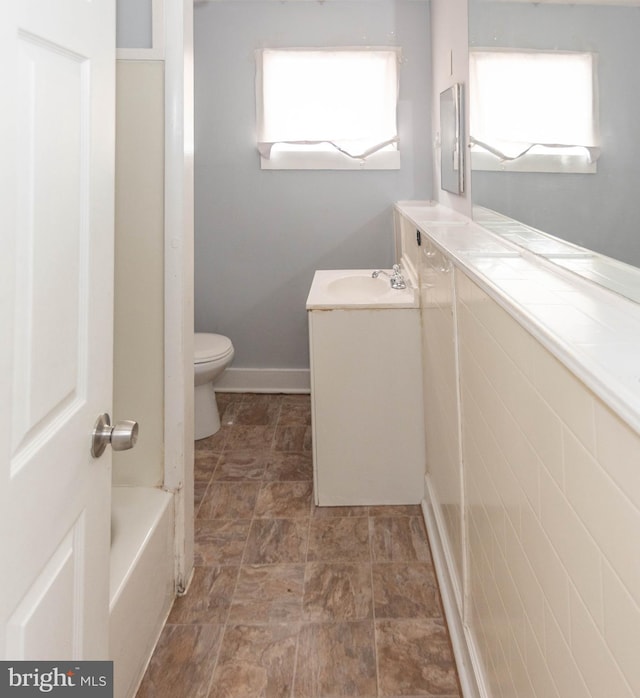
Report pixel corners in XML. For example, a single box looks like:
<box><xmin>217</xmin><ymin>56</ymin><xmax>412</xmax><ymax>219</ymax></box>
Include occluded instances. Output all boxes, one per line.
<box><xmin>440</xmin><ymin>83</ymin><xmax>465</xmax><ymax>195</ymax></box>
<box><xmin>468</xmin><ymin>0</ymin><xmax>640</xmax><ymax>296</ymax></box>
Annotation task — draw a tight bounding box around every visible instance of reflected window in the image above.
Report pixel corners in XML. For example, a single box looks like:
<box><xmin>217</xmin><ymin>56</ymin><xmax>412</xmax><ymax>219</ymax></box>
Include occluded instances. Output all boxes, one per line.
<box><xmin>255</xmin><ymin>48</ymin><xmax>401</xmax><ymax>170</ymax></box>
<box><xmin>469</xmin><ymin>49</ymin><xmax>599</xmax><ymax>173</ymax></box>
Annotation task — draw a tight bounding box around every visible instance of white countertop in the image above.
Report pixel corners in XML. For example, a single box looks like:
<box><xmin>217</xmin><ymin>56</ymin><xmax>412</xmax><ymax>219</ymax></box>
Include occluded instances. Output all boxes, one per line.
<box><xmin>396</xmin><ymin>201</ymin><xmax>640</xmax><ymax>435</ymax></box>
<box><xmin>473</xmin><ymin>205</ymin><xmax>640</xmax><ymax>303</ymax></box>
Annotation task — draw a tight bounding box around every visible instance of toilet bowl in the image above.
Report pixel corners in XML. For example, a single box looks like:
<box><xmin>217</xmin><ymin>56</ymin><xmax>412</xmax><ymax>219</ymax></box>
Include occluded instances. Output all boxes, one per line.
<box><xmin>194</xmin><ymin>332</ymin><xmax>235</xmax><ymax>440</ymax></box>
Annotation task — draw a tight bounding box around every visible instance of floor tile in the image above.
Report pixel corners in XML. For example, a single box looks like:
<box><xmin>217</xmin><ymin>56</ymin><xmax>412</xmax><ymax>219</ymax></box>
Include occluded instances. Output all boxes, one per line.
<box><xmin>215</xmin><ymin>392</ymin><xmax>234</xmax><ymax>409</ymax></box>
<box><xmin>194</xmin><ymin>519</ymin><xmax>251</xmax><ymax>566</ymax></box>
<box><xmin>212</xmin><ymin>451</ymin><xmax>267</xmax><ymax>481</ymax></box>
<box><xmin>208</xmin><ymin>623</ymin><xmax>299</xmax><ymax>698</ymax></box>
<box><xmin>369</xmin><ymin>505</ymin><xmax>422</xmax><ymax>517</ymax></box>
<box><xmin>234</xmin><ymin>399</ymin><xmax>281</xmax><ymax>426</ymax></box>
<box><xmin>228</xmin><ymin>564</ymin><xmax>305</xmax><ymax>624</ymax></box>
<box><xmin>307</xmin><ymin>517</ymin><xmax>371</xmax><ymax>562</ymax></box>
<box><xmin>194</xmin><ymin>481</ymin><xmax>209</xmax><ymax>513</ymax></box>
<box><xmin>243</xmin><ymin>518</ymin><xmax>309</xmax><ymax>564</ymax></box>
<box><xmin>242</xmin><ymin>393</ymin><xmax>284</xmax><ymax>406</ymax></box>
<box><xmin>303</xmin><ymin>562</ymin><xmax>373</xmax><ymax>622</ymax></box>
<box><xmin>263</xmin><ymin>452</ymin><xmax>313</xmax><ymax>482</ymax></box>
<box><xmin>218</xmin><ymin>396</ymin><xmax>242</xmax><ymax>427</ymax></box>
<box><xmin>370</xmin><ymin>516</ymin><xmax>433</xmax><ymax>562</ymax></box>
<box><xmin>194</xmin><ymin>450</ymin><xmax>220</xmax><ymax>483</ymax></box>
<box><xmin>372</xmin><ymin>563</ymin><xmax>441</xmax><ymax>619</ymax></box>
<box><xmin>311</xmin><ymin>504</ymin><xmax>369</xmax><ymax>518</ymax></box>
<box><xmin>376</xmin><ymin>619</ymin><xmax>460</xmax><ymax>696</ymax></box>
<box><xmin>136</xmin><ymin>624</ymin><xmax>223</xmax><ymax>698</ymax></box>
<box><xmin>196</xmin><ymin>428</ymin><xmax>228</xmax><ymax>454</ymax></box>
<box><xmin>273</xmin><ymin>425</ymin><xmax>311</xmax><ymax>452</ymax></box>
<box><xmin>139</xmin><ymin>393</ymin><xmax>462</xmax><ymax>698</ymax></box>
<box><xmin>224</xmin><ymin>425</ymin><xmax>276</xmax><ymax>451</ymax></box>
<box><xmin>278</xmin><ymin>402</ymin><xmax>312</xmax><ymax>426</ymax></box>
<box><xmin>282</xmin><ymin>393</ymin><xmax>311</xmax><ymax>404</ymax></box>
<box><xmin>293</xmin><ymin>621</ymin><xmax>377</xmax><ymax>697</ymax></box>
<box><xmin>254</xmin><ymin>481</ymin><xmax>313</xmax><ymax>518</ymax></box>
<box><xmin>168</xmin><ymin>566</ymin><xmax>239</xmax><ymax>625</ymax></box>
<box><xmin>197</xmin><ymin>481</ymin><xmax>260</xmax><ymax>520</ymax></box>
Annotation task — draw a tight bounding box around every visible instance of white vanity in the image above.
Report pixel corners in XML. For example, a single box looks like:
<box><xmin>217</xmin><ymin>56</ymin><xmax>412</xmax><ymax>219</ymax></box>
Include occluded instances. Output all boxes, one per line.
<box><xmin>306</xmin><ymin>269</ymin><xmax>425</xmax><ymax>505</ymax></box>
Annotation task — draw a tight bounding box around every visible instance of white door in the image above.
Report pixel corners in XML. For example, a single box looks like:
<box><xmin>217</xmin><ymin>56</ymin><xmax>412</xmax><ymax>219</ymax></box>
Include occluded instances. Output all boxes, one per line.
<box><xmin>0</xmin><ymin>0</ymin><xmax>115</xmax><ymax>659</ymax></box>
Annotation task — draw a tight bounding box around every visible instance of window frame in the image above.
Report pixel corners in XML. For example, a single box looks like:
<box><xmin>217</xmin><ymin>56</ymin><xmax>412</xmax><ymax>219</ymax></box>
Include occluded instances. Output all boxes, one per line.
<box><xmin>255</xmin><ymin>47</ymin><xmax>401</xmax><ymax>171</ymax></box>
<box><xmin>469</xmin><ymin>48</ymin><xmax>599</xmax><ymax>174</ymax></box>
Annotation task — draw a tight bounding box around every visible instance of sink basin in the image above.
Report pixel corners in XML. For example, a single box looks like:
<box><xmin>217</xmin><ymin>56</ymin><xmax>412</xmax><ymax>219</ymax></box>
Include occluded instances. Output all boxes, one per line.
<box><xmin>306</xmin><ymin>269</ymin><xmax>417</xmax><ymax>309</ymax></box>
<box><xmin>326</xmin><ymin>274</ymin><xmax>390</xmax><ymax>300</ymax></box>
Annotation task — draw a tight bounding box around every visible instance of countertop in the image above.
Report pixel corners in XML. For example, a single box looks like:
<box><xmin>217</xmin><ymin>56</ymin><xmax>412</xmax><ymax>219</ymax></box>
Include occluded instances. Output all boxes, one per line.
<box><xmin>396</xmin><ymin>201</ymin><xmax>640</xmax><ymax>435</ymax></box>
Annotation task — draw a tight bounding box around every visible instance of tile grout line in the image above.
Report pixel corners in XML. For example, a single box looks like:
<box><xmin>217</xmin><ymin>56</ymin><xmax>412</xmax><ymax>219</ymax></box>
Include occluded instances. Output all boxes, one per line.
<box><xmin>269</xmin><ymin>395</ymin><xmax>283</xmax><ymax>452</ymax></box>
<box><xmin>202</xmin><ymin>436</ymin><xmax>241</xmax><ymax>698</ymax></box>
<box><xmin>368</xmin><ymin>514</ymin><xmax>383</xmax><ymax>697</ymax></box>
<box><xmin>198</xmin><ymin>392</ymin><xmax>251</xmax><ymax>696</ymax></box>
<box><xmin>202</xmin><ymin>622</ymin><xmax>225</xmax><ymax>698</ymax></box>
<box><xmin>288</xmin><ymin>448</ymin><xmax>315</xmax><ymax>698</ymax></box>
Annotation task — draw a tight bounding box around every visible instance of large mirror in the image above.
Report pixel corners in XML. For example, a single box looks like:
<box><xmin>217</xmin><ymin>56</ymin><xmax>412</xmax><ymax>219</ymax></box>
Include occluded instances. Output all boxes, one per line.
<box><xmin>468</xmin><ymin>0</ymin><xmax>640</xmax><ymax>301</ymax></box>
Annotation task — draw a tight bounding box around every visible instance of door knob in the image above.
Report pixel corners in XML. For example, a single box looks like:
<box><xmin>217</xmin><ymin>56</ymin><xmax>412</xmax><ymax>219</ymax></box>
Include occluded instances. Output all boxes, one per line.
<box><xmin>91</xmin><ymin>413</ymin><xmax>139</xmax><ymax>458</ymax></box>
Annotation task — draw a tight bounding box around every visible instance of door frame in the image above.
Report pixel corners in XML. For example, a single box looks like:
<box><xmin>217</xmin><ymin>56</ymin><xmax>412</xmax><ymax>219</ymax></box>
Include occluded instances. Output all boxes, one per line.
<box><xmin>163</xmin><ymin>0</ymin><xmax>194</xmax><ymax>592</ymax></box>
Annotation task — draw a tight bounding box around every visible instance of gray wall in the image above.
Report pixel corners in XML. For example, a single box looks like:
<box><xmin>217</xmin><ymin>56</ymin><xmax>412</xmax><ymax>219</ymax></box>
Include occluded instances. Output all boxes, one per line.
<box><xmin>116</xmin><ymin>0</ymin><xmax>153</xmax><ymax>49</ymax></box>
<box><xmin>469</xmin><ymin>2</ymin><xmax>640</xmax><ymax>267</ymax></box>
<box><xmin>194</xmin><ymin>0</ymin><xmax>432</xmax><ymax>370</ymax></box>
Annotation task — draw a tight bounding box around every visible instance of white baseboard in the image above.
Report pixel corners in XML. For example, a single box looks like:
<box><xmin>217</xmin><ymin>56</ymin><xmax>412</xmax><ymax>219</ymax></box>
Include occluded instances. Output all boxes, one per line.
<box><xmin>421</xmin><ymin>476</ymin><xmax>488</xmax><ymax>698</ymax></box>
<box><xmin>215</xmin><ymin>367</ymin><xmax>311</xmax><ymax>394</ymax></box>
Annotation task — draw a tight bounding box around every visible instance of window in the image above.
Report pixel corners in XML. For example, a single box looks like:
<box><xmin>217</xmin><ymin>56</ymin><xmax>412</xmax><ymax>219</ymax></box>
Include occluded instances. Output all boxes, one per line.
<box><xmin>255</xmin><ymin>48</ymin><xmax>401</xmax><ymax>170</ymax></box>
<box><xmin>469</xmin><ymin>49</ymin><xmax>599</xmax><ymax>173</ymax></box>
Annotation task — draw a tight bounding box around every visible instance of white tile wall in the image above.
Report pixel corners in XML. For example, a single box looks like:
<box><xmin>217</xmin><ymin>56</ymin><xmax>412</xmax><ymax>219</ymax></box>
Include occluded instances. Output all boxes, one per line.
<box><xmin>456</xmin><ymin>272</ymin><xmax>640</xmax><ymax>698</ymax></box>
<box><xmin>594</xmin><ymin>401</ymin><xmax>640</xmax><ymax>510</ymax></box>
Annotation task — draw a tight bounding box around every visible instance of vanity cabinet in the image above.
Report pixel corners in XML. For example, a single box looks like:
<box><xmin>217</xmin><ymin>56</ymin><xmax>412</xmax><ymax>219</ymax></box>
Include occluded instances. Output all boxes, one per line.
<box><xmin>307</xmin><ymin>272</ymin><xmax>425</xmax><ymax>506</ymax></box>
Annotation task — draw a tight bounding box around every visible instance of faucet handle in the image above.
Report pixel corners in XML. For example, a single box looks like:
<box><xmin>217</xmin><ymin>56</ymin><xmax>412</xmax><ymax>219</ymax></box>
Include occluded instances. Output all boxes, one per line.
<box><xmin>392</xmin><ymin>264</ymin><xmax>401</xmax><ymax>274</ymax></box>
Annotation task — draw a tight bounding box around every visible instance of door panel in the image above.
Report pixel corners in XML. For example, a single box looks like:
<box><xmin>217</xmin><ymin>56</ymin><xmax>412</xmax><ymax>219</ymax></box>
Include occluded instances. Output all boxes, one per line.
<box><xmin>13</xmin><ymin>32</ymin><xmax>89</xmax><ymax>467</ymax></box>
<box><xmin>6</xmin><ymin>521</ymin><xmax>83</xmax><ymax>660</ymax></box>
<box><xmin>0</xmin><ymin>0</ymin><xmax>115</xmax><ymax>660</ymax></box>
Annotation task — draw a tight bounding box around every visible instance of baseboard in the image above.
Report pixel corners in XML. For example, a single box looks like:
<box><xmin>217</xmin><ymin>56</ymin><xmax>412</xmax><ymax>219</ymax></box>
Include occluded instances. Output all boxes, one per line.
<box><xmin>421</xmin><ymin>477</ymin><xmax>488</xmax><ymax>698</ymax></box>
<box><xmin>215</xmin><ymin>367</ymin><xmax>311</xmax><ymax>394</ymax></box>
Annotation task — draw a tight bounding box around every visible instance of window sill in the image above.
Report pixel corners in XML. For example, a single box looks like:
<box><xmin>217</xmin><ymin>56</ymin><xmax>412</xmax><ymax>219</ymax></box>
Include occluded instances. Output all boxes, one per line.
<box><xmin>471</xmin><ymin>149</ymin><xmax>596</xmax><ymax>174</ymax></box>
<box><xmin>260</xmin><ymin>149</ymin><xmax>401</xmax><ymax>171</ymax></box>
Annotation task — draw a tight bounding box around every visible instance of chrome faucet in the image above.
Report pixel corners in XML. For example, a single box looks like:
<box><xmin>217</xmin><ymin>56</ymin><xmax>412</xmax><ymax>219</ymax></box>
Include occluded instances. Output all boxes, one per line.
<box><xmin>372</xmin><ymin>264</ymin><xmax>407</xmax><ymax>289</ymax></box>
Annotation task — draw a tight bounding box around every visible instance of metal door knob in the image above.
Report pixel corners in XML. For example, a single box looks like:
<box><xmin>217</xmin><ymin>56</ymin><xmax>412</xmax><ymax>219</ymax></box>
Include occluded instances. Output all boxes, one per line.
<box><xmin>91</xmin><ymin>413</ymin><xmax>139</xmax><ymax>458</ymax></box>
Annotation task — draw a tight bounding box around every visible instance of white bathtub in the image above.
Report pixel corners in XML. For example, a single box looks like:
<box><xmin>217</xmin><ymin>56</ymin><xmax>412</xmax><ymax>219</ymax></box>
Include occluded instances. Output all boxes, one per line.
<box><xmin>109</xmin><ymin>486</ymin><xmax>175</xmax><ymax>698</ymax></box>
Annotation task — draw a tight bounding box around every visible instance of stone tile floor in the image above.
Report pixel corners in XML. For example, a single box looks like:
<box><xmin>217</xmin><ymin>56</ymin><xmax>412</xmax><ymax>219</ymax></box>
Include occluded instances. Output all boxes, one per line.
<box><xmin>137</xmin><ymin>393</ymin><xmax>461</xmax><ymax>697</ymax></box>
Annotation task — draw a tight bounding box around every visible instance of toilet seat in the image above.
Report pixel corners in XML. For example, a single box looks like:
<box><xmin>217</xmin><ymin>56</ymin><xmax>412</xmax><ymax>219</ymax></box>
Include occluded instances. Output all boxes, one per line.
<box><xmin>194</xmin><ymin>333</ymin><xmax>234</xmax><ymax>364</ymax></box>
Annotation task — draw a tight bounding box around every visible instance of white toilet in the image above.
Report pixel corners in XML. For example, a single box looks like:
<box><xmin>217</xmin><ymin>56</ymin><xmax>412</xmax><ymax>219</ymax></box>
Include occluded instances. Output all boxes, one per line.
<box><xmin>194</xmin><ymin>332</ymin><xmax>235</xmax><ymax>440</ymax></box>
